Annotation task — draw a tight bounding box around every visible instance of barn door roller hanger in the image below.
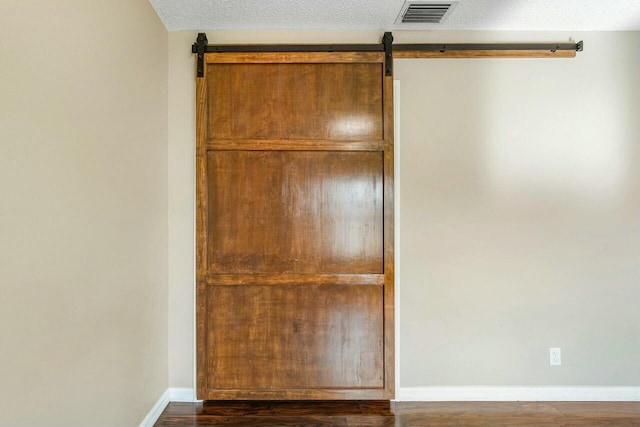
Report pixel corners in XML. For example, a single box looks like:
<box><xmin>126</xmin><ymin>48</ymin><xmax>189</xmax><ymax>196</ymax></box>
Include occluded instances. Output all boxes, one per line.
<box><xmin>192</xmin><ymin>32</ymin><xmax>583</xmax><ymax>78</ymax></box>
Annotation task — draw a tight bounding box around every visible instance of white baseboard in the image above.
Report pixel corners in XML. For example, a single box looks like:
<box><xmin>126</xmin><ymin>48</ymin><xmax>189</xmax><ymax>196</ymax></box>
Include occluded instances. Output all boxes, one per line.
<box><xmin>139</xmin><ymin>388</ymin><xmax>201</xmax><ymax>427</ymax></box>
<box><xmin>139</xmin><ymin>389</ymin><xmax>170</xmax><ymax>427</ymax></box>
<box><xmin>398</xmin><ymin>386</ymin><xmax>640</xmax><ymax>402</ymax></box>
<box><xmin>170</xmin><ymin>387</ymin><xmax>200</xmax><ymax>402</ymax></box>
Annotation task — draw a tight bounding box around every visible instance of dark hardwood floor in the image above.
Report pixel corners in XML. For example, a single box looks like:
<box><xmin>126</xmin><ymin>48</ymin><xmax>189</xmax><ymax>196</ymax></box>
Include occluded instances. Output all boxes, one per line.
<box><xmin>155</xmin><ymin>400</ymin><xmax>640</xmax><ymax>426</ymax></box>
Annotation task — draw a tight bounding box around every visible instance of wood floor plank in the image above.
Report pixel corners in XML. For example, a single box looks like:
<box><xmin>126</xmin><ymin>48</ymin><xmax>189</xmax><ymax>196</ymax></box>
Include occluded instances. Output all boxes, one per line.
<box><xmin>154</xmin><ymin>401</ymin><xmax>640</xmax><ymax>427</ymax></box>
<box><xmin>158</xmin><ymin>415</ymin><xmax>350</xmax><ymax>426</ymax></box>
<box><xmin>549</xmin><ymin>401</ymin><xmax>640</xmax><ymax>417</ymax></box>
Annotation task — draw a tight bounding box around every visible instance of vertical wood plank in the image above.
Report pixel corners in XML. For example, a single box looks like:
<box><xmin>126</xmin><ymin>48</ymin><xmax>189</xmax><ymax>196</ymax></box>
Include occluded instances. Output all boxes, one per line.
<box><xmin>195</xmin><ymin>60</ymin><xmax>208</xmax><ymax>400</ymax></box>
<box><xmin>382</xmin><ymin>69</ymin><xmax>395</xmax><ymax>399</ymax></box>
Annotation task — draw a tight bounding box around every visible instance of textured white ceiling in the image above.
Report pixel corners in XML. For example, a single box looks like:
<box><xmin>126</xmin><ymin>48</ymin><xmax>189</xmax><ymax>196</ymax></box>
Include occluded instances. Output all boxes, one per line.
<box><xmin>150</xmin><ymin>0</ymin><xmax>640</xmax><ymax>31</ymax></box>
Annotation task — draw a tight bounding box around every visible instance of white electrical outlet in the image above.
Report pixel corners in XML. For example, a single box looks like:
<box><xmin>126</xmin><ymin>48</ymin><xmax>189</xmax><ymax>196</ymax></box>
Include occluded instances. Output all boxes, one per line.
<box><xmin>550</xmin><ymin>347</ymin><xmax>561</xmax><ymax>366</ymax></box>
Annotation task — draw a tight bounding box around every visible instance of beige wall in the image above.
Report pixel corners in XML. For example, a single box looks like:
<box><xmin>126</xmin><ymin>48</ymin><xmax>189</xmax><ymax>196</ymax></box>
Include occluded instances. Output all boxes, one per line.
<box><xmin>168</xmin><ymin>30</ymin><xmax>640</xmax><ymax>390</ymax></box>
<box><xmin>168</xmin><ymin>33</ymin><xmax>197</xmax><ymax>389</ymax></box>
<box><xmin>0</xmin><ymin>1</ymin><xmax>168</xmax><ymax>426</ymax></box>
<box><xmin>395</xmin><ymin>31</ymin><xmax>640</xmax><ymax>387</ymax></box>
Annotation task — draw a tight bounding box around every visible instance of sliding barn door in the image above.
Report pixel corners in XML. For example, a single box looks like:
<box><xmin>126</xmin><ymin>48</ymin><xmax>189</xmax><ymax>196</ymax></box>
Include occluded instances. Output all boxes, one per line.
<box><xmin>196</xmin><ymin>51</ymin><xmax>394</xmax><ymax>400</ymax></box>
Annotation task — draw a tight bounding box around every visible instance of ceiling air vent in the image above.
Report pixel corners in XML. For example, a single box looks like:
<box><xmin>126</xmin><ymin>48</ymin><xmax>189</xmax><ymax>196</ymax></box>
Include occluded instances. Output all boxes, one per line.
<box><xmin>396</xmin><ymin>1</ymin><xmax>457</xmax><ymax>24</ymax></box>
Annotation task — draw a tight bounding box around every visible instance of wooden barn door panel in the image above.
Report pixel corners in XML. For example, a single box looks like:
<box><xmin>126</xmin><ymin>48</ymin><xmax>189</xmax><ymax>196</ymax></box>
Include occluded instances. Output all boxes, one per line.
<box><xmin>206</xmin><ymin>151</ymin><xmax>383</xmax><ymax>274</ymax></box>
<box><xmin>206</xmin><ymin>285</ymin><xmax>384</xmax><ymax>390</ymax></box>
<box><xmin>207</xmin><ymin>62</ymin><xmax>383</xmax><ymax>141</ymax></box>
<box><xmin>196</xmin><ymin>51</ymin><xmax>394</xmax><ymax>400</ymax></box>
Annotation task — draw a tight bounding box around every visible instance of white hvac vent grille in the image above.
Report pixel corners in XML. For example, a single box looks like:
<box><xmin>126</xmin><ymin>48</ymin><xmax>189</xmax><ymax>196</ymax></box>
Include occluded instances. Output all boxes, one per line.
<box><xmin>396</xmin><ymin>2</ymin><xmax>457</xmax><ymax>24</ymax></box>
